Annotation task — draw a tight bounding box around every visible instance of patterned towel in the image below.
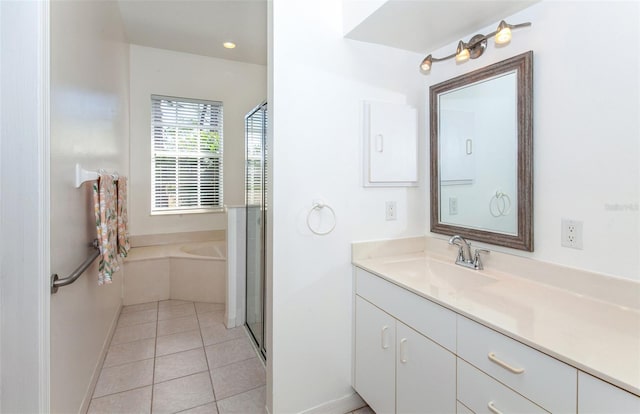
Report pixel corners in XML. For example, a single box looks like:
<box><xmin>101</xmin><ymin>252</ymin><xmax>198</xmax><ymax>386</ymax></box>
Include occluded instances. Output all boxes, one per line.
<box><xmin>117</xmin><ymin>176</ymin><xmax>130</xmax><ymax>258</ymax></box>
<box><xmin>93</xmin><ymin>174</ymin><xmax>119</xmax><ymax>285</ymax></box>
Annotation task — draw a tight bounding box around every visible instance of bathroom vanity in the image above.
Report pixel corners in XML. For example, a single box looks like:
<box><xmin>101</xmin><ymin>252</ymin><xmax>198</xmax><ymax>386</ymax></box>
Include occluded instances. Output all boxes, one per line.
<box><xmin>351</xmin><ymin>237</ymin><xmax>640</xmax><ymax>414</ymax></box>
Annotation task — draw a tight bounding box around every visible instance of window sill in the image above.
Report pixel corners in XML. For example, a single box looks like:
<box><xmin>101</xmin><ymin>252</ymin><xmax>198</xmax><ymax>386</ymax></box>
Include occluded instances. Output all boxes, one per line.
<box><xmin>151</xmin><ymin>207</ymin><xmax>225</xmax><ymax>216</ymax></box>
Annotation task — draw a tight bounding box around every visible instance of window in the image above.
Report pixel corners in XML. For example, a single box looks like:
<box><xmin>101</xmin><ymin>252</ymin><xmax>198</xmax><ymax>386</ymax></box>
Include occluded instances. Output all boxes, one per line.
<box><xmin>246</xmin><ymin>103</ymin><xmax>266</xmax><ymax>207</ymax></box>
<box><xmin>151</xmin><ymin>95</ymin><xmax>223</xmax><ymax>213</ymax></box>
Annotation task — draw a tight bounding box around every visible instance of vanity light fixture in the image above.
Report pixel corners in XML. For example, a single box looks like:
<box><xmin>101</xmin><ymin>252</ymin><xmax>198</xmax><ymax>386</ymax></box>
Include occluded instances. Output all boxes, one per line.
<box><xmin>455</xmin><ymin>41</ymin><xmax>470</xmax><ymax>63</ymax></box>
<box><xmin>419</xmin><ymin>20</ymin><xmax>531</xmax><ymax>73</ymax></box>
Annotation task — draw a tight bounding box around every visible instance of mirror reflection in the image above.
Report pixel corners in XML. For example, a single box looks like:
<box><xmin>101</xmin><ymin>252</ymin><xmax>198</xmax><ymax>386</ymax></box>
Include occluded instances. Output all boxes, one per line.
<box><xmin>430</xmin><ymin>51</ymin><xmax>533</xmax><ymax>251</ymax></box>
<box><xmin>439</xmin><ymin>72</ymin><xmax>518</xmax><ymax>235</ymax></box>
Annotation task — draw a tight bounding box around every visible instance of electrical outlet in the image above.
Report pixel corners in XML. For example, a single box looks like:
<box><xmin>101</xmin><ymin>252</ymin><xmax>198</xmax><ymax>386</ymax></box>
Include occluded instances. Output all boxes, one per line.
<box><xmin>561</xmin><ymin>219</ymin><xmax>583</xmax><ymax>249</ymax></box>
<box><xmin>385</xmin><ymin>201</ymin><xmax>397</xmax><ymax>221</ymax></box>
<box><xmin>449</xmin><ymin>197</ymin><xmax>458</xmax><ymax>215</ymax></box>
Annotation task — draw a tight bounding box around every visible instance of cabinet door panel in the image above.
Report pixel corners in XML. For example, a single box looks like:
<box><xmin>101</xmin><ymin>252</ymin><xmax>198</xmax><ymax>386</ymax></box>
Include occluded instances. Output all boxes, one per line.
<box><xmin>355</xmin><ymin>296</ymin><xmax>396</xmax><ymax>414</ymax></box>
<box><xmin>578</xmin><ymin>372</ymin><xmax>640</xmax><ymax>414</ymax></box>
<box><xmin>356</xmin><ymin>268</ymin><xmax>456</xmax><ymax>352</ymax></box>
<box><xmin>366</xmin><ymin>101</ymin><xmax>418</xmax><ymax>184</ymax></box>
<box><xmin>396</xmin><ymin>322</ymin><xmax>456</xmax><ymax>414</ymax></box>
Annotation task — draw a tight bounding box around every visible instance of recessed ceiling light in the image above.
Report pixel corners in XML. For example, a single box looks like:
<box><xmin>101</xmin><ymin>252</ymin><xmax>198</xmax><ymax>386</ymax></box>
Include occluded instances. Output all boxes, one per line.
<box><xmin>223</xmin><ymin>42</ymin><xmax>236</xmax><ymax>49</ymax></box>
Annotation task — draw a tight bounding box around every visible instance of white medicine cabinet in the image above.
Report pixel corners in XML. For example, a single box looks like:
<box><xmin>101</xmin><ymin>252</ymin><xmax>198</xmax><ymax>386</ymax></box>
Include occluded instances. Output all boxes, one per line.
<box><xmin>363</xmin><ymin>101</ymin><xmax>418</xmax><ymax>187</ymax></box>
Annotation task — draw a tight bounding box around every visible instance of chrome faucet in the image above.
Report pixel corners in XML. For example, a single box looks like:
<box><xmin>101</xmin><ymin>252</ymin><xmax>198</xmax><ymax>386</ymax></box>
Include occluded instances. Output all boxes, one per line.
<box><xmin>448</xmin><ymin>235</ymin><xmax>490</xmax><ymax>270</ymax></box>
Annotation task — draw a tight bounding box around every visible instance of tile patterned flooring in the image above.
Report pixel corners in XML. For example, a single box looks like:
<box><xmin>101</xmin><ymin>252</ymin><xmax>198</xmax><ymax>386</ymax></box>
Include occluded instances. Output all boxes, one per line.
<box><xmin>88</xmin><ymin>300</ymin><xmax>266</xmax><ymax>414</ymax></box>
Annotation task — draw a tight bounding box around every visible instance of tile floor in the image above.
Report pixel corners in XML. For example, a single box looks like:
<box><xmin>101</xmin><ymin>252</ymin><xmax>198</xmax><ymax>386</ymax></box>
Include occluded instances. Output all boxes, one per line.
<box><xmin>88</xmin><ymin>300</ymin><xmax>266</xmax><ymax>414</ymax></box>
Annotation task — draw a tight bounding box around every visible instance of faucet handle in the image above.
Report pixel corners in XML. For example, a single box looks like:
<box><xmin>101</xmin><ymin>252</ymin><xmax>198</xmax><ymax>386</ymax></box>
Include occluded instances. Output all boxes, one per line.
<box><xmin>473</xmin><ymin>248</ymin><xmax>490</xmax><ymax>270</ymax></box>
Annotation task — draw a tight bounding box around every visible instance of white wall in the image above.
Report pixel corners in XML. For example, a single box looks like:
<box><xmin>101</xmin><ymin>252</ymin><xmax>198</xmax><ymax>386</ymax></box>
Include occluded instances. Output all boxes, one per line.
<box><xmin>0</xmin><ymin>1</ymin><xmax>49</xmax><ymax>412</ymax></box>
<box><xmin>270</xmin><ymin>0</ymin><xmax>426</xmax><ymax>412</ymax></box>
<box><xmin>425</xmin><ymin>0</ymin><xmax>639</xmax><ymax>280</ymax></box>
<box><xmin>49</xmin><ymin>1</ymin><xmax>130</xmax><ymax>412</ymax></box>
<box><xmin>129</xmin><ymin>45</ymin><xmax>267</xmax><ymax>236</ymax></box>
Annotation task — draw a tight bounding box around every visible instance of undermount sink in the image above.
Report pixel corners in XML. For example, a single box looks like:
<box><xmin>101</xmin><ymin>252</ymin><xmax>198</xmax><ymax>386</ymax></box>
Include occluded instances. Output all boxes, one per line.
<box><xmin>373</xmin><ymin>256</ymin><xmax>498</xmax><ymax>293</ymax></box>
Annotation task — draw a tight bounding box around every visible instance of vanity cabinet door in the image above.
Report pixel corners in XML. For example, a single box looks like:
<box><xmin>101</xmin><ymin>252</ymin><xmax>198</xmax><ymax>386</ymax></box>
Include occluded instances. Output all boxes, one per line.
<box><xmin>578</xmin><ymin>372</ymin><xmax>640</xmax><ymax>413</ymax></box>
<box><xmin>355</xmin><ymin>296</ymin><xmax>396</xmax><ymax>414</ymax></box>
<box><xmin>396</xmin><ymin>322</ymin><xmax>456</xmax><ymax>414</ymax></box>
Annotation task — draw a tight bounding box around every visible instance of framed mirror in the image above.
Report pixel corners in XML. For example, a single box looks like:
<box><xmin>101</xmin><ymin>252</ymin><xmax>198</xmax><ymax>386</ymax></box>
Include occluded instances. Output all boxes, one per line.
<box><xmin>430</xmin><ymin>51</ymin><xmax>533</xmax><ymax>251</ymax></box>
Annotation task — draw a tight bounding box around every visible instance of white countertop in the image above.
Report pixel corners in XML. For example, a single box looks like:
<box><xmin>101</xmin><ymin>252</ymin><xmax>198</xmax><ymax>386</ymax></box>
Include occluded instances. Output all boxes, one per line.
<box><xmin>352</xmin><ymin>238</ymin><xmax>640</xmax><ymax>396</ymax></box>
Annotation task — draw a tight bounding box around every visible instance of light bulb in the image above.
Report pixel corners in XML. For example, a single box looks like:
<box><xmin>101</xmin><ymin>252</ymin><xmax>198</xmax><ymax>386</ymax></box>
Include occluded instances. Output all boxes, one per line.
<box><xmin>420</xmin><ymin>55</ymin><xmax>432</xmax><ymax>72</ymax></box>
<box><xmin>495</xmin><ymin>21</ymin><xmax>512</xmax><ymax>45</ymax></box>
<box><xmin>456</xmin><ymin>48</ymin><xmax>470</xmax><ymax>62</ymax></box>
<box><xmin>455</xmin><ymin>41</ymin><xmax>470</xmax><ymax>63</ymax></box>
<box><xmin>495</xmin><ymin>27</ymin><xmax>512</xmax><ymax>44</ymax></box>
<box><xmin>223</xmin><ymin>42</ymin><xmax>236</xmax><ymax>49</ymax></box>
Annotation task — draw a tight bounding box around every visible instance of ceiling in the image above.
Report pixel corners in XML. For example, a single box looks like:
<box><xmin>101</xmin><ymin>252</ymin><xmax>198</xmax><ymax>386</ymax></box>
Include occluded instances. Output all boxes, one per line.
<box><xmin>116</xmin><ymin>0</ymin><xmax>537</xmax><ymax>66</ymax></box>
<box><xmin>345</xmin><ymin>0</ymin><xmax>539</xmax><ymax>55</ymax></box>
<box><xmin>117</xmin><ymin>0</ymin><xmax>267</xmax><ymax>66</ymax></box>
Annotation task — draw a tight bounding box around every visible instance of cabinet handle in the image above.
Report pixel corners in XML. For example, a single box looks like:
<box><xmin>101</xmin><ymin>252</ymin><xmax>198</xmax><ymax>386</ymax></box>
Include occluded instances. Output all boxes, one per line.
<box><xmin>400</xmin><ymin>338</ymin><xmax>408</xmax><ymax>363</ymax></box>
<box><xmin>488</xmin><ymin>352</ymin><xmax>525</xmax><ymax>374</ymax></box>
<box><xmin>487</xmin><ymin>401</ymin><xmax>503</xmax><ymax>414</ymax></box>
<box><xmin>375</xmin><ymin>134</ymin><xmax>384</xmax><ymax>152</ymax></box>
<box><xmin>381</xmin><ymin>326</ymin><xmax>390</xmax><ymax>349</ymax></box>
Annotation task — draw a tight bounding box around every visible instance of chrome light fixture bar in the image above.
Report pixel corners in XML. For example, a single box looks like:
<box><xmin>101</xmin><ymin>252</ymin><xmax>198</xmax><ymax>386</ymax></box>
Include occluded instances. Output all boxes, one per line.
<box><xmin>420</xmin><ymin>20</ymin><xmax>531</xmax><ymax>73</ymax></box>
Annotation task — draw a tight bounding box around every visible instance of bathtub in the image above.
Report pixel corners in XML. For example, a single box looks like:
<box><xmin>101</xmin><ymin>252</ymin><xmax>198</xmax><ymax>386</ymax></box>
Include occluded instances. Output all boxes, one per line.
<box><xmin>123</xmin><ymin>240</ymin><xmax>227</xmax><ymax>305</ymax></box>
<box><xmin>180</xmin><ymin>242</ymin><xmax>226</xmax><ymax>258</ymax></box>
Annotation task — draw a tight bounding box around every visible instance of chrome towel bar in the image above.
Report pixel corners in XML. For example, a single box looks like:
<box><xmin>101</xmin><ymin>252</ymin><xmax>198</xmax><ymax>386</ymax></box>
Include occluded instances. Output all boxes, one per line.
<box><xmin>51</xmin><ymin>239</ymin><xmax>100</xmax><ymax>294</ymax></box>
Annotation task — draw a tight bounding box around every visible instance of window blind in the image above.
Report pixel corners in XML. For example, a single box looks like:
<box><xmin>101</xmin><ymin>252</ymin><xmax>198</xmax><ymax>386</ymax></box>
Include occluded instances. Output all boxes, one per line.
<box><xmin>246</xmin><ymin>105</ymin><xmax>266</xmax><ymax>207</ymax></box>
<box><xmin>151</xmin><ymin>95</ymin><xmax>223</xmax><ymax>213</ymax></box>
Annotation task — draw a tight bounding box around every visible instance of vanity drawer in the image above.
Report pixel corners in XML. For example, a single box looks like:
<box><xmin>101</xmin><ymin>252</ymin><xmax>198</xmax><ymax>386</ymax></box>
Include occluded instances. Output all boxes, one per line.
<box><xmin>458</xmin><ymin>358</ymin><xmax>548</xmax><ymax>414</ymax></box>
<box><xmin>355</xmin><ymin>267</ymin><xmax>456</xmax><ymax>352</ymax></box>
<box><xmin>457</xmin><ymin>400</ymin><xmax>474</xmax><ymax>414</ymax></box>
<box><xmin>457</xmin><ymin>316</ymin><xmax>577</xmax><ymax>413</ymax></box>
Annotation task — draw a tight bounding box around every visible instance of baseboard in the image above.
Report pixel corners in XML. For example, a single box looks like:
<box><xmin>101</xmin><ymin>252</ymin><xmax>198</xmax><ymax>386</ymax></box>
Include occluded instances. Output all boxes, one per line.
<box><xmin>79</xmin><ymin>304</ymin><xmax>122</xmax><ymax>414</ymax></box>
<box><xmin>300</xmin><ymin>391</ymin><xmax>366</xmax><ymax>414</ymax></box>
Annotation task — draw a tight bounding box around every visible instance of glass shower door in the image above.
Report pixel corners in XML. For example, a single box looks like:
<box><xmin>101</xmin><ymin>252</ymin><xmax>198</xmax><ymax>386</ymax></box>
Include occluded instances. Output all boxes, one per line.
<box><xmin>245</xmin><ymin>102</ymin><xmax>267</xmax><ymax>359</ymax></box>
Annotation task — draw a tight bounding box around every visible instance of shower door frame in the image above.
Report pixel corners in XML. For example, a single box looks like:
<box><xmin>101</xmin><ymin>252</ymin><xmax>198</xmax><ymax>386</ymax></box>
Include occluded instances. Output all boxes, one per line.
<box><xmin>244</xmin><ymin>101</ymin><xmax>267</xmax><ymax>360</ymax></box>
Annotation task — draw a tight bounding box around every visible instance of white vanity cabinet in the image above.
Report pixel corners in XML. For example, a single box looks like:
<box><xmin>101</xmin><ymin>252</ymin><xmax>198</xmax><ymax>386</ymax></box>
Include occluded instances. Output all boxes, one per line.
<box><xmin>354</xmin><ymin>296</ymin><xmax>396</xmax><ymax>414</ymax></box>
<box><xmin>354</xmin><ymin>269</ymin><xmax>456</xmax><ymax>414</ymax></box>
<box><xmin>578</xmin><ymin>372</ymin><xmax>640</xmax><ymax>414</ymax></box>
<box><xmin>395</xmin><ymin>321</ymin><xmax>456</xmax><ymax>414</ymax></box>
<box><xmin>354</xmin><ymin>296</ymin><xmax>456</xmax><ymax>414</ymax></box>
<box><xmin>353</xmin><ymin>266</ymin><xmax>640</xmax><ymax>414</ymax></box>
<box><xmin>457</xmin><ymin>316</ymin><xmax>577</xmax><ymax>413</ymax></box>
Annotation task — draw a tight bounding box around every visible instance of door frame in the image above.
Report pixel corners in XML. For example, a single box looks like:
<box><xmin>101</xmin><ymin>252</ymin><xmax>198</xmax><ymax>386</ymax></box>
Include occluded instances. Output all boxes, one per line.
<box><xmin>0</xmin><ymin>0</ymin><xmax>51</xmax><ymax>411</ymax></box>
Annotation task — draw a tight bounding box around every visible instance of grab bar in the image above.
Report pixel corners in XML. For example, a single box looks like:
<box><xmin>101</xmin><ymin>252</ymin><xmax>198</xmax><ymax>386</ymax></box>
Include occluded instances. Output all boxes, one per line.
<box><xmin>51</xmin><ymin>239</ymin><xmax>100</xmax><ymax>294</ymax></box>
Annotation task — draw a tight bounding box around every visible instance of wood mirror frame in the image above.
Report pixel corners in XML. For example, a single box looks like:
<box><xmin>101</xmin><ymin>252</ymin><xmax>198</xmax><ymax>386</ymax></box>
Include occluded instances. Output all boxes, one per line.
<box><xmin>430</xmin><ymin>51</ymin><xmax>533</xmax><ymax>251</ymax></box>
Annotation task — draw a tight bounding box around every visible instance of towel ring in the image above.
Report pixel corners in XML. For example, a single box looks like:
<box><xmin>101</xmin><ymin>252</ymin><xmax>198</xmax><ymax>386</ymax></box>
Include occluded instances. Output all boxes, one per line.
<box><xmin>306</xmin><ymin>202</ymin><xmax>336</xmax><ymax>236</ymax></box>
<box><xmin>489</xmin><ymin>191</ymin><xmax>512</xmax><ymax>217</ymax></box>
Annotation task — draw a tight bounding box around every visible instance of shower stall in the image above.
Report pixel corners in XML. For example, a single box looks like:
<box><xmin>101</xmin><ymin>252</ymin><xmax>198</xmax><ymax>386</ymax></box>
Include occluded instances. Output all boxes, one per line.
<box><xmin>245</xmin><ymin>102</ymin><xmax>267</xmax><ymax>359</ymax></box>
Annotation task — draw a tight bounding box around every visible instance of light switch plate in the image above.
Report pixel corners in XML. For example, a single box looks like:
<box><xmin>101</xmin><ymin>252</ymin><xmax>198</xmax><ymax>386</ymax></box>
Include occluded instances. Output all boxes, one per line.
<box><xmin>385</xmin><ymin>201</ymin><xmax>397</xmax><ymax>221</ymax></box>
<box><xmin>449</xmin><ymin>197</ymin><xmax>458</xmax><ymax>215</ymax></box>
